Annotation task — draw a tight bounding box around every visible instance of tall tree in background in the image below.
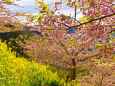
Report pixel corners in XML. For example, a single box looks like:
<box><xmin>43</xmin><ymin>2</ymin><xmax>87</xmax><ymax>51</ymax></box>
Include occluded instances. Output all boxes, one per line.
<box><xmin>0</xmin><ymin>0</ymin><xmax>26</xmax><ymax>28</ymax></box>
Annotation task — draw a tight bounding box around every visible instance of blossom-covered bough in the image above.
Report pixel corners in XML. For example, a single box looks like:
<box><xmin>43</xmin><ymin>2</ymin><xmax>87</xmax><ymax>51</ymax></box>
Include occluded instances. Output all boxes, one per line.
<box><xmin>30</xmin><ymin>0</ymin><xmax>115</xmax><ymax>85</ymax></box>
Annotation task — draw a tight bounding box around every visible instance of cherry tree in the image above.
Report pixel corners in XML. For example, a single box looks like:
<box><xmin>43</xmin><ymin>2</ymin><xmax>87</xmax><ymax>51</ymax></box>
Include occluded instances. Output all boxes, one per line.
<box><xmin>27</xmin><ymin>0</ymin><xmax>115</xmax><ymax>85</ymax></box>
<box><xmin>0</xmin><ymin>0</ymin><xmax>26</xmax><ymax>30</ymax></box>
<box><xmin>0</xmin><ymin>0</ymin><xmax>113</xmax><ymax>85</ymax></box>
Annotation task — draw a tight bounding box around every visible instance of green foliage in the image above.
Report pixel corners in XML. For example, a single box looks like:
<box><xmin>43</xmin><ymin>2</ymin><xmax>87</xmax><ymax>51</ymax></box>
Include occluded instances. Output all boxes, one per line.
<box><xmin>0</xmin><ymin>40</ymin><xmax>62</xmax><ymax>86</ymax></box>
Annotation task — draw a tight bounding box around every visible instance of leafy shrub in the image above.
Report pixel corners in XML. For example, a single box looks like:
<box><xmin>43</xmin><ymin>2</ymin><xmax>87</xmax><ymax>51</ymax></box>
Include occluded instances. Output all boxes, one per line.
<box><xmin>0</xmin><ymin>40</ymin><xmax>62</xmax><ymax>86</ymax></box>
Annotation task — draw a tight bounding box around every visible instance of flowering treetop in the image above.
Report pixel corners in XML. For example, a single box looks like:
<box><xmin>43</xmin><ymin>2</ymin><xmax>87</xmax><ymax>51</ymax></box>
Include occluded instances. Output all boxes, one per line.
<box><xmin>30</xmin><ymin>0</ymin><xmax>115</xmax><ymax>57</ymax></box>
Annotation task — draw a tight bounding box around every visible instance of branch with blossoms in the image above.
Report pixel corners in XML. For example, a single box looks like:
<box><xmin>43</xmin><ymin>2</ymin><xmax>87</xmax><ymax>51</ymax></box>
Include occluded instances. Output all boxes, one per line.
<box><xmin>68</xmin><ymin>13</ymin><xmax>115</xmax><ymax>29</ymax></box>
<box><xmin>37</xmin><ymin>13</ymin><xmax>115</xmax><ymax>31</ymax></box>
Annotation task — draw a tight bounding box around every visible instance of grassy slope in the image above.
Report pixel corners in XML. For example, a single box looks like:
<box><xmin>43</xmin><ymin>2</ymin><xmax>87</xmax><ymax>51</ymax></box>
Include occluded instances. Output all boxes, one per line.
<box><xmin>0</xmin><ymin>40</ymin><xmax>62</xmax><ymax>86</ymax></box>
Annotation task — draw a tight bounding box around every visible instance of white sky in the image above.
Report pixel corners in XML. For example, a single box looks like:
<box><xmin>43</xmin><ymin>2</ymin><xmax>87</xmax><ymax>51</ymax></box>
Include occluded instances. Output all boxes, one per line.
<box><xmin>14</xmin><ymin>0</ymin><xmax>63</xmax><ymax>6</ymax></box>
<box><xmin>7</xmin><ymin>0</ymin><xmax>82</xmax><ymax>24</ymax></box>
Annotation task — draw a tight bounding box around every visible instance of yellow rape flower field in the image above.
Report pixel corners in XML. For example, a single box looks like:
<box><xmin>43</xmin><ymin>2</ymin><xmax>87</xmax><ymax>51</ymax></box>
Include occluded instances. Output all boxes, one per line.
<box><xmin>0</xmin><ymin>40</ymin><xmax>63</xmax><ymax>86</ymax></box>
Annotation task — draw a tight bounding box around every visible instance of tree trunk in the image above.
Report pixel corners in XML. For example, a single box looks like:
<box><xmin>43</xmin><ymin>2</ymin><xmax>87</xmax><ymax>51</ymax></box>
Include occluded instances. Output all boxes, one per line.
<box><xmin>71</xmin><ymin>58</ymin><xmax>76</xmax><ymax>80</ymax></box>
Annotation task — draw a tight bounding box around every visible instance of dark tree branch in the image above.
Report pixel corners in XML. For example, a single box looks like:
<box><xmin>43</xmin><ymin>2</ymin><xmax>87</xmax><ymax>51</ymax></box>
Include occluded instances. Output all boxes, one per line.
<box><xmin>74</xmin><ymin>49</ymin><xmax>84</xmax><ymax>56</ymax></box>
<box><xmin>56</xmin><ymin>35</ymin><xmax>70</xmax><ymax>55</ymax></box>
<box><xmin>70</xmin><ymin>16</ymin><xmax>81</xmax><ymax>24</ymax></box>
<box><xmin>74</xmin><ymin>0</ymin><xmax>77</xmax><ymax>21</ymax></box>
<box><xmin>68</xmin><ymin>13</ymin><xmax>115</xmax><ymax>29</ymax></box>
<box><xmin>71</xmin><ymin>58</ymin><xmax>76</xmax><ymax>80</ymax></box>
<box><xmin>63</xmin><ymin>14</ymin><xmax>81</xmax><ymax>24</ymax></box>
<box><xmin>100</xmin><ymin>74</ymin><xmax>105</xmax><ymax>86</ymax></box>
<box><xmin>58</xmin><ymin>39</ymin><xmax>70</xmax><ymax>55</ymax></box>
<box><xmin>44</xmin><ymin>13</ymin><xmax>115</xmax><ymax>30</ymax></box>
<box><xmin>66</xmin><ymin>75</ymin><xmax>71</xmax><ymax>84</ymax></box>
<box><xmin>78</xmin><ymin>53</ymin><xmax>101</xmax><ymax>62</ymax></box>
